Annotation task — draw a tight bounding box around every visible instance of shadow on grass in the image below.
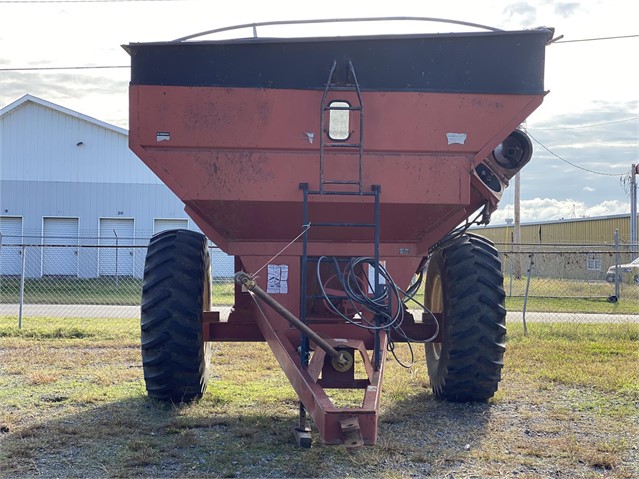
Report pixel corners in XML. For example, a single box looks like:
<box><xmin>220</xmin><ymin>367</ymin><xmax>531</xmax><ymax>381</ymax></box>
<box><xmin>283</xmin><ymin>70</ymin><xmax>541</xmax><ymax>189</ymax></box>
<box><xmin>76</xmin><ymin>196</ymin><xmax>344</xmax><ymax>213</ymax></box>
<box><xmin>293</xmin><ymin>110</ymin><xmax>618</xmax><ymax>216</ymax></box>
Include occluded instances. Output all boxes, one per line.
<box><xmin>375</xmin><ymin>390</ymin><xmax>493</xmax><ymax>472</ymax></box>
<box><xmin>0</xmin><ymin>393</ymin><xmax>341</xmax><ymax>478</ymax></box>
<box><xmin>0</xmin><ymin>385</ymin><xmax>495</xmax><ymax>478</ymax></box>
<box><xmin>1</xmin><ymin>397</ymin><xmax>180</xmax><ymax>478</ymax></box>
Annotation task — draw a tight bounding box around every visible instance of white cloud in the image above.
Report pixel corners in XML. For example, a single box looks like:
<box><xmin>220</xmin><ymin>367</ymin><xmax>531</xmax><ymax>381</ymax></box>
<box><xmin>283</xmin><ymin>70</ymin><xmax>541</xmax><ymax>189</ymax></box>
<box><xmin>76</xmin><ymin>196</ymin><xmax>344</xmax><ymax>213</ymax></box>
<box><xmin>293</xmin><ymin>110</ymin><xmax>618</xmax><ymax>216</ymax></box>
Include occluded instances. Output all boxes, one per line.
<box><xmin>491</xmin><ymin>198</ymin><xmax>629</xmax><ymax>224</ymax></box>
<box><xmin>583</xmin><ymin>186</ymin><xmax>595</xmax><ymax>192</ymax></box>
<box><xmin>503</xmin><ymin>2</ymin><xmax>538</xmax><ymax>26</ymax></box>
<box><xmin>553</xmin><ymin>2</ymin><xmax>581</xmax><ymax>18</ymax></box>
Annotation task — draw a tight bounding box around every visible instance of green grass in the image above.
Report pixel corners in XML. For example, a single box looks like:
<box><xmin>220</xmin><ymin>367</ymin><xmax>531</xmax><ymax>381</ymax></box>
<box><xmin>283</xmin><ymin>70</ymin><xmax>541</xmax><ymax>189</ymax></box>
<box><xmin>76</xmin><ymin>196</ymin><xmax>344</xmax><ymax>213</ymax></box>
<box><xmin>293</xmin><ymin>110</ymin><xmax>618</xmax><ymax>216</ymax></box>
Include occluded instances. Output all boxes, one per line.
<box><xmin>0</xmin><ymin>276</ymin><xmax>235</xmax><ymax>306</ymax></box>
<box><xmin>0</xmin><ymin>320</ymin><xmax>637</xmax><ymax>478</ymax></box>
<box><xmin>506</xmin><ymin>322</ymin><xmax>639</xmax><ymax>395</ymax></box>
<box><xmin>503</xmin><ymin>276</ymin><xmax>636</xmax><ymax>314</ymax></box>
<box><xmin>503</xmin><ymin>276</ymin><xmax>621</xmax><ymax>298</ymax></box>
<box><xmin>0</xmin><ymin>315</ymin><xmax>139</xmax><ymax>341</ymax></box>
<box><xmin>0</xmin><ymin>276</ymin><xmax>142</xmax><ymax>305</ymax></box>
<box><xmin>405</xmin><ymin>276</ymin><xmax>636</xmax><ymax>314</ymax></box>
<box><xmin>506</xmin><ymin>296</ymin><xmax>637</xmax><ymax>314</ymax></box>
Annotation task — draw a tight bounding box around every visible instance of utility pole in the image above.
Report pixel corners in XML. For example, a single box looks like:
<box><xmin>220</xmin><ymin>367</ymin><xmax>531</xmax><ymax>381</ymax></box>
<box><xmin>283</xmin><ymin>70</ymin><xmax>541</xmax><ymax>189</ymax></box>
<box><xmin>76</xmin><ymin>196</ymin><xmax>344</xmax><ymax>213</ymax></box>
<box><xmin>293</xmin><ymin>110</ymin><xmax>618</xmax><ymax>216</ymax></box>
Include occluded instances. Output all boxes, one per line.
<box><xmin>514</xmin><ymin>172</ymin><xmax>522</xmax><ymax>278</ymax></box>
<box><xmin>631</xmin><ymin>164</ymin><xmax>638</xmax><ymax>256</ymax></box>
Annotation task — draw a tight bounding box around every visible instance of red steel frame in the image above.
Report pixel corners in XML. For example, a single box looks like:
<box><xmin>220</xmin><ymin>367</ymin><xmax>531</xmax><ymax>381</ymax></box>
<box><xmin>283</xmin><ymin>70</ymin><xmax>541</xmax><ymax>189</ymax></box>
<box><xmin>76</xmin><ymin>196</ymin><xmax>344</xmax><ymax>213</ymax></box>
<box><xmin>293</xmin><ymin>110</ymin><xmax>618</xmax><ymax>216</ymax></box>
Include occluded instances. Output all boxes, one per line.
<box><xmin>203</xmin><ymin>256</ymin><xmax>425</xmax><ymax>445</ymax></box>
<box><xmin>129</xmin><ymin>86</ymin><xmax>544</xmax><ymax>444</ymax></box>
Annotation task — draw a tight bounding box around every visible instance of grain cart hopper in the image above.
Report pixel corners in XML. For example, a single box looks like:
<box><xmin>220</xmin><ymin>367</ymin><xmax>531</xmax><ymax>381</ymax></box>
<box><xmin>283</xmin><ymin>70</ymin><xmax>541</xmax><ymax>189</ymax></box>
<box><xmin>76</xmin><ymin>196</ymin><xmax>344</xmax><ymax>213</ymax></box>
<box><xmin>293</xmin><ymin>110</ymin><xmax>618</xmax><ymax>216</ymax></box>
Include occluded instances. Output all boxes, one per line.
<box><xmin>124</xmin><ymin>18</ymin><xmax>554</xmax><ymax>447</ymax></box>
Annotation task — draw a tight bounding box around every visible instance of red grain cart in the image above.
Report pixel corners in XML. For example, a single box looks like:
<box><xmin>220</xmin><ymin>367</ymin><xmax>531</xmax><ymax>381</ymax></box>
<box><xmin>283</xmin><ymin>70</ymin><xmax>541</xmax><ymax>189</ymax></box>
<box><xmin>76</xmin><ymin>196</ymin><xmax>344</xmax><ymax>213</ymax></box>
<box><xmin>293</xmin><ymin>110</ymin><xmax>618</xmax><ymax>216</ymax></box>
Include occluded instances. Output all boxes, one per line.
<box><xmin>124</xmin><ymin>18</ymin><xmax>554</xmax><ymax>447</ymax></box>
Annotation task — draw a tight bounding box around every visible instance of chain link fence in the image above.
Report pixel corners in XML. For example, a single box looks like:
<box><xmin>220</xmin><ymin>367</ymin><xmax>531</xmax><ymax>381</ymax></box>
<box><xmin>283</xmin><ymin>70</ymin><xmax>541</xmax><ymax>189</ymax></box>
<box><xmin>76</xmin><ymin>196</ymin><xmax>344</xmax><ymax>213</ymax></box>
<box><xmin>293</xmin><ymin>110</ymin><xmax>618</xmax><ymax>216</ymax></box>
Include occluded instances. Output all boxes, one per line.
<box><xmin>1</xmin><ymin>236</ymin><xmax>637</xmax><ymax>334</ymax></box>
<box><xmin>0</xmin><ymin>236</ymin><xmax>235</xmax><ymax>329</ymax></box>
<box><xmin>497</xmin><ymin>243</ymin><xmax>638</xmax><ymax>330</ymax></box>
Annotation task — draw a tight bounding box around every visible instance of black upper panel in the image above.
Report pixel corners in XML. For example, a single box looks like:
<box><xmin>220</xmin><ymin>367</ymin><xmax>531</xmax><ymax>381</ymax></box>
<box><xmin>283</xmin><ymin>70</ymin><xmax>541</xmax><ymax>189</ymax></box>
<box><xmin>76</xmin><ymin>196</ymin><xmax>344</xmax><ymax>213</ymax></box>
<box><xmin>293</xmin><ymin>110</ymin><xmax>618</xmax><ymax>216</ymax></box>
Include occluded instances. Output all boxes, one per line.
<box><xmin>125</xmin><ymin>29</ymin><xmax>552</xmax><ymax>94</ymax></box>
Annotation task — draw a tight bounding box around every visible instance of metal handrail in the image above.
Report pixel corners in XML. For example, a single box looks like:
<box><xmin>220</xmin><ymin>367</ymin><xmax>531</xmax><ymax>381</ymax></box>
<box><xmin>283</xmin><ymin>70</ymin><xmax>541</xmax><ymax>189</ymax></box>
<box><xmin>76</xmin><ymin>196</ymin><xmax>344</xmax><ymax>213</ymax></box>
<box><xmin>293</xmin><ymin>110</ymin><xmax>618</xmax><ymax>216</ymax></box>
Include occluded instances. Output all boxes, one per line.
<box><xmin>172</xmin><ymin>16</ymin><xmax>502</xmax><ymax>42</ymax></box>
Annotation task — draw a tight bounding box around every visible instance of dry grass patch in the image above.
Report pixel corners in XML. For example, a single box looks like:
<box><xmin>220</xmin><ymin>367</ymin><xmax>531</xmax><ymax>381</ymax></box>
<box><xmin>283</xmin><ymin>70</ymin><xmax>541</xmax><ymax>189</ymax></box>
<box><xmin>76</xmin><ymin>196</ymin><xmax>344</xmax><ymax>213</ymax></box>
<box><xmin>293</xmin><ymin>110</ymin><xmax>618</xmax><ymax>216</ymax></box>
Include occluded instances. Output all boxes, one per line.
<box><xmin>1</xmin><ymin>321</ymin><xmax>637</xmax><ymax>478</ymax></box>
<box><xmin>26</xmin><ymin>370</ymin><xmax>61</xmax><ymax>385</ymax></box>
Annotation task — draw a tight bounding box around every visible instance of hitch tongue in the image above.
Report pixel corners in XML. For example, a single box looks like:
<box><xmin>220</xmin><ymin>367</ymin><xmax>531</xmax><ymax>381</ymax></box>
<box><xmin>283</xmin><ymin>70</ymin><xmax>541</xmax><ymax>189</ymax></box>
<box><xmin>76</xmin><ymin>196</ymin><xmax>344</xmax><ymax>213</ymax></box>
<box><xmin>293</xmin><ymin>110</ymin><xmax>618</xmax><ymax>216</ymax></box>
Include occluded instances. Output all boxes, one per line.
<box><xmin>235</xmin><ymin>271</ymin><xmax>347</xmax><ymax>364</ymax></box>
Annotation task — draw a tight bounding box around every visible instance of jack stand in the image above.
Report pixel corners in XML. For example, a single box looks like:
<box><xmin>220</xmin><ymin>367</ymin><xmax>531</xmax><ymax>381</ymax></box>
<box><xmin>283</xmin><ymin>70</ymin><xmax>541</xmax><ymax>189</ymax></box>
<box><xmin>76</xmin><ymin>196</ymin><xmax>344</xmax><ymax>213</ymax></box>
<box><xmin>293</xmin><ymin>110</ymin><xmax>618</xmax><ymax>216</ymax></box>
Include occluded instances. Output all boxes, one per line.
<box><xmin>294</xmin><ymin>403</ymin><xmax>312</xmax><ymax>448</ymax></box>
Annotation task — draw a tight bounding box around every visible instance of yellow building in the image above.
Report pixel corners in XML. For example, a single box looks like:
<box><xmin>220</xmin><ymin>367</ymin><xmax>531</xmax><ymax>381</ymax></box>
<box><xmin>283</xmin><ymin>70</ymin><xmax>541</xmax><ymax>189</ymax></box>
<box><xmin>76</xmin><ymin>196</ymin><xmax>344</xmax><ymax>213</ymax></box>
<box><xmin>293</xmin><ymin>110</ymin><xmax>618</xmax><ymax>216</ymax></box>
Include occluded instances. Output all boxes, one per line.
<box><xmin>470</xmin><ymin>214</ymin><xmax>637</xmax><ymax>281</ymax></box>
<box><xmin>473</xmin><ymin>213</ymin><xmax>636</xmax><ymax>246</ymax></box>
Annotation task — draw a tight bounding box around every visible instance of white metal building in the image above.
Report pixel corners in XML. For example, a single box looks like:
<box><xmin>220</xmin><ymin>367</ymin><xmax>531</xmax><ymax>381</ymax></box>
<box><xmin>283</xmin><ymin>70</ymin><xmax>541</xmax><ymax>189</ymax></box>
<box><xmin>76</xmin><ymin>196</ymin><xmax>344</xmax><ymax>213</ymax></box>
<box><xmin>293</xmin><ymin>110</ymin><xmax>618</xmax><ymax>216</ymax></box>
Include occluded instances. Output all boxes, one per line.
<box><xmin>0</xmin><ymin>94</ymin><xmax>233</xmax><ymax>278</ymax></box>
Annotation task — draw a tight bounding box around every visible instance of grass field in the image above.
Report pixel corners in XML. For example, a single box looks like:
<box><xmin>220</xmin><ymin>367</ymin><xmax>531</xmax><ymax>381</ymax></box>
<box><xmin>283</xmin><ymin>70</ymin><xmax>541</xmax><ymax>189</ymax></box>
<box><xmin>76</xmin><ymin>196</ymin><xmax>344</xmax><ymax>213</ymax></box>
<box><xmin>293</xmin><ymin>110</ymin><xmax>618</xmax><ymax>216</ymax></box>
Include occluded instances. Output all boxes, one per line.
<box><xmin>503</xmin><ymin>277</ymin><xmax>636</xmax><ymax>313</ymax></box>
<box><xmin>0</xmin><ymin>318</ymin><xmax>637</xmax><ymax>478</ymax></box>
<box><xmin>0</xmin><ymin>277</ymin><xmax>235</xmax><ymax>306</ymax></box>
<box><xmin>1</xmin><ymin>276</ymin><xmax>635</xmax><ymax>315</ymax></box>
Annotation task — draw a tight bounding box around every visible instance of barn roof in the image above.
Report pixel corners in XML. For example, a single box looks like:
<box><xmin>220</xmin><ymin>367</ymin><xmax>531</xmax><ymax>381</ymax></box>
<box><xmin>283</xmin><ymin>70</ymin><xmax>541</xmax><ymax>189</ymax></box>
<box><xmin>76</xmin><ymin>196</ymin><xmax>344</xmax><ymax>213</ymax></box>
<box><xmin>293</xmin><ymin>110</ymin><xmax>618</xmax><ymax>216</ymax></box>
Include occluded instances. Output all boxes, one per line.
<box><xmin>0</xmin><ymin>94</ymin><xmax>128</xmax><ymax>136</ymax></box>
<box><xmin>479</xmin><ymin>213</ymin><xmax>634</xmax><ymax>229</ymax></box>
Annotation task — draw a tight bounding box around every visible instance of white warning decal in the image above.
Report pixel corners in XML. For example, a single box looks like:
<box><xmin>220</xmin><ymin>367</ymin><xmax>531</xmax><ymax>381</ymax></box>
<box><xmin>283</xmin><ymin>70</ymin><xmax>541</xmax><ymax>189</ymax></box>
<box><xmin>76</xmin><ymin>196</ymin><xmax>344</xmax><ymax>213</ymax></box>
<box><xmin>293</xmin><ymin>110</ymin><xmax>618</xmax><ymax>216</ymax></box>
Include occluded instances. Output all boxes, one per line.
<box><xmin>446</xmin><ymin>132</ymin><xmax>467</xmax><ymax>145</ymax></box>
<box><xmin>267</xmin><ymin>264</ymin><xmax>289</xmax><ymax>294</ymax></box>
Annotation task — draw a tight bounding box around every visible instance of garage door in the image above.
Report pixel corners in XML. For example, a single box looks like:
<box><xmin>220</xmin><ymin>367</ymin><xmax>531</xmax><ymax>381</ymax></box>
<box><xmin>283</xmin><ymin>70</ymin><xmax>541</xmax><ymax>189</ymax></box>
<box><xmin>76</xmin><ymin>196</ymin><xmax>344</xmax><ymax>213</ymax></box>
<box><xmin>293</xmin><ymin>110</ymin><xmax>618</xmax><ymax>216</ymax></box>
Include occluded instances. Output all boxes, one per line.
<box><xmin>0</xmin><ymin>216</ymin><xmax>23</xmax><ymax>275</ymax></box>
<box><xmin>153</xmin><ymin>218</ymin><xmax>188</xmax><ymax>234</ymax></box>
<box><xmin>99</xmin><ymin>218</ymin><xmax>134</xmax><ymax>276</ymax></box>
<box><xmin>43</xmin><ymin>217</ymin><xmax>79</xmax><ymax>276</ymax></box>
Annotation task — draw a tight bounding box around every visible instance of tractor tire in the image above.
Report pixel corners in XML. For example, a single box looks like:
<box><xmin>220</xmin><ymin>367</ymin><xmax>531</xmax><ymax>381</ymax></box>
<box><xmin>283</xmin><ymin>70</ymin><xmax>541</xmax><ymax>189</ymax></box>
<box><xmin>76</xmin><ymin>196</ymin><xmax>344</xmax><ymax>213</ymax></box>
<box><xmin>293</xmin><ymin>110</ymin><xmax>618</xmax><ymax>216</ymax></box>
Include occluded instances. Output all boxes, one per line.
<box><xmin>140</xmin><ymin>229</ymin><xmax>212</xmax><ymax>403</ymax></box>
<box><xmin>424</xmin><ymin>233</ymin><xmax>506</xmax><ymax>402</ymax></box>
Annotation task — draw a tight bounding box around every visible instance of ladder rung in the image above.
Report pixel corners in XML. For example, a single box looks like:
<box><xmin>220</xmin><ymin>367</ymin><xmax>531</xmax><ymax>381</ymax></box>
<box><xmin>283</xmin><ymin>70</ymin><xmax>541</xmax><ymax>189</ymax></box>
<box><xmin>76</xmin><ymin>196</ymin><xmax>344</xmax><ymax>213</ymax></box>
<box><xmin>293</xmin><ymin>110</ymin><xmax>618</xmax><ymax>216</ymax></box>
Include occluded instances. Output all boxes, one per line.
<box><xmin>307</xmin><ymin>190</ymin><xmax>376</xmax><ymax>197</ymax></box>
<box><xmin>322</xmin><ymin>85</ymin><xmax>362</xmax><ymax>92</ymax></box>
<box><xmin>322</xmin><ymin>180</ymin><xmax>360</xmax><ymax>184</ymax></box>
<box><xmin>312</xmin><ymin>222</ymin><xmax>375</xmax><ymax>227</ymax></box>
<box><xmin>307</xmin><ymin>294</ymin><xmax>350</xmax><ymax>300</ymax></box>
<box><xmin>305</xmin><ymin>257</ymin><xmax>353</xmax><ymax>262</ymax></box>
<box><xmin>324</xmin><ymin>143</ymin><xmax>362</xmax><ymax>148</ymax></box>
<box><xmin>323</xmin><ymin>106</ymin><xmax>362</xmax><ymax>111</ymax></box>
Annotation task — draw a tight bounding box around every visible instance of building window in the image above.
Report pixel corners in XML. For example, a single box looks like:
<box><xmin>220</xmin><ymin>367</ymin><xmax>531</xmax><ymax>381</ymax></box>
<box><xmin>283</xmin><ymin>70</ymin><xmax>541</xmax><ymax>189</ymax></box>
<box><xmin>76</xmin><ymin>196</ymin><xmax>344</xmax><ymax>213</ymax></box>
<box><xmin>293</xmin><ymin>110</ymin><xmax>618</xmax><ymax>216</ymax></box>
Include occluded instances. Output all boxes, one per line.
<box><xmin>586</xmin><ymin>256</ymin><xmax>601</xmax><ymax>271</ymax></box>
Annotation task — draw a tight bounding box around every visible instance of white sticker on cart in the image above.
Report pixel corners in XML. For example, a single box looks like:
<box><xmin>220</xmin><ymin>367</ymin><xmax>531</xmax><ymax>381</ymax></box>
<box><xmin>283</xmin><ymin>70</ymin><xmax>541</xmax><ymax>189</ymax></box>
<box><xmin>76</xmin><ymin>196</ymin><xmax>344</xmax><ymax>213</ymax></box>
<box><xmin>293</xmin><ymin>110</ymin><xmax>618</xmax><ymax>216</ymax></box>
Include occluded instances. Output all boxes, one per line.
<box><xmin>305</xmin><ymin>132</ymin><xmax>315</xmax><ymax>144</ymax></box>
<box><xmin>446</xmin><ymin>132</ymin><xmax>467</xmax><ymax>145</ymax></box>
<box><xmin>267</xmin><ymin>264</ymin><xmax>288</xmax><ymax>294</ymax></box>
<box><xmin>156</xmin><ymin>132</ymin><xmax>170</xmax><ymax>142</ymax></box>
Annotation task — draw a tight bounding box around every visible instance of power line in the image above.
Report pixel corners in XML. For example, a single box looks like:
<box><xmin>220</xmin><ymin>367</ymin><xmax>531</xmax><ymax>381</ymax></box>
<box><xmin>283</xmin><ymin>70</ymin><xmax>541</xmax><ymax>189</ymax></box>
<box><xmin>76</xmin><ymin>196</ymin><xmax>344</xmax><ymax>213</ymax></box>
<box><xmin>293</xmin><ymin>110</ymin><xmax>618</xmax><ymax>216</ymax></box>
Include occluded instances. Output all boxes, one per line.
<box><xmin>0</xmin><ymin>0</ymin><xmax>185</xmax><ymax>3</ymax></box>
<box><xmin>530</xmin><ymin>117</ymin><xmax>639</xmax><ymax>131</ymax></box>
<box><xmin>0</xmin><ymin>65</ymin><xmax>128</xmax><ymax>71</ymax></box>
<box><xmin>526</xmin><ymin>130</ymin><xmax>624</xmax><ymax>177</ymax></box>
<box><xmin>554</xmin><ymin>34</ymin><xmax>639</xmax><ymax>43</ymax></box>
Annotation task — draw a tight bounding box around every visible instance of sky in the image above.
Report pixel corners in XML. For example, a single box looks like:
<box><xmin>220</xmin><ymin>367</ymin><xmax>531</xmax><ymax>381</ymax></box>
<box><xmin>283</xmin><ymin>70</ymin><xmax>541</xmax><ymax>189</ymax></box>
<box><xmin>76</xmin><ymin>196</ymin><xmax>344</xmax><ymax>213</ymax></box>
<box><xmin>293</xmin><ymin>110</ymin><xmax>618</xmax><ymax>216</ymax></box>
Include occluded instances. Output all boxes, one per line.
<box><xmin>1</xmin><ymin>0</ymin><xmax>638</xmax><ymax>226</ymax></box>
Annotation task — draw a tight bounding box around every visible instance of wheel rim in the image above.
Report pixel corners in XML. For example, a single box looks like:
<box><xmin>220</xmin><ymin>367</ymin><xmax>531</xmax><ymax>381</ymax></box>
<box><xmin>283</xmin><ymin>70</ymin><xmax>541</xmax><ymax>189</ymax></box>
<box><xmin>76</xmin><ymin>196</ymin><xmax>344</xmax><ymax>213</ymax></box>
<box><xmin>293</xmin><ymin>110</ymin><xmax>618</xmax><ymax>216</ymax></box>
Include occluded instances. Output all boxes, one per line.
<box><xmin>202</xmin><ymin>259</ymin><xmax>212</xmax><ymax>371</ymax></box>
<box><xmin>427</xmin><ymin>272</ymin><xmax>444</xmax><ymax>360</ymax></box>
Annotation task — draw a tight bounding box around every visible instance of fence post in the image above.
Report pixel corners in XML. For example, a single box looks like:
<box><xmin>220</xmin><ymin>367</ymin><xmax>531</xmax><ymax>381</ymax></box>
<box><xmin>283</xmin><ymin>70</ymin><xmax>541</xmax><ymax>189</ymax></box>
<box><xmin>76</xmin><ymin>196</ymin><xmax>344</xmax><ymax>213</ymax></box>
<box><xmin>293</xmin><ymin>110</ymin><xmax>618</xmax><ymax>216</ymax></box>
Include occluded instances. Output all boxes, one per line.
<box><xmin>113</xmin><ymin>229</ymin><xmax>119</xmax><ymax>289</ymax></box>
<box><xmin>18</xmin><ymin>245</ymin><xmax>26</xmax><ymax>329</ymax></box>
<box><xmin>630</xmin><ymin>164</ymin><xmax>637</xmax><ymax>258</ymax></box>
<box><xmin>508</xmin><ymin>253</ymin><xmax>513</xmax><ymax>297</ymax></box>
<box><xmin>613</xmin><ymin>229</ymin><xmax>620</xmax><ymax>300</ymax></box>
<box><xmin>522</xmin><ymin>252</ymin><xmax>534</xmax><ymax>336</ymax></box>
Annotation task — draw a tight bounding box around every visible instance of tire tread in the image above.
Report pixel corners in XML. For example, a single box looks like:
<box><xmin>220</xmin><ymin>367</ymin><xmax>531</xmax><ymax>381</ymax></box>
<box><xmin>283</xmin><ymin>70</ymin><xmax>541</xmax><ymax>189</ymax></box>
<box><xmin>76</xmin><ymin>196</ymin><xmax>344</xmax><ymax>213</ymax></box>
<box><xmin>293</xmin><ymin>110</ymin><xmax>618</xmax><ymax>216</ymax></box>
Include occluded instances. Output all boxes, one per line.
<box><xmin>140</xmin><ymin>229</ymin><xmax>211</xmax><ymax>403</ymax></box>
<box><xmin>425</xmin><ymin>234</ymin><xmax>506</xmax><ymax>402</ymax></box>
